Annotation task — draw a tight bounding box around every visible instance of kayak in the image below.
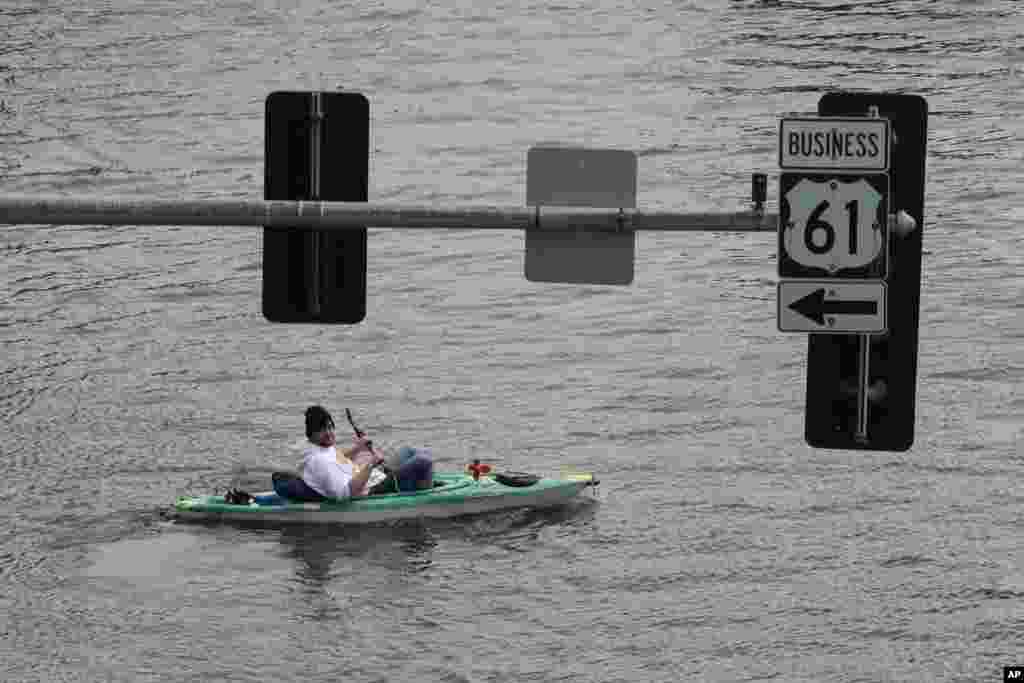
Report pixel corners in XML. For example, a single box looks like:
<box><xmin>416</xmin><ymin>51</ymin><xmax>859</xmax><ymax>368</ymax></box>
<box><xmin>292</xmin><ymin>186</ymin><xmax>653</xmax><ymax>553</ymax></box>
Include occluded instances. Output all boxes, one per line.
<box><xmin>173</xmin><ymin>471</ymin><xmax>598</xmax><ymax>525</ymax></box>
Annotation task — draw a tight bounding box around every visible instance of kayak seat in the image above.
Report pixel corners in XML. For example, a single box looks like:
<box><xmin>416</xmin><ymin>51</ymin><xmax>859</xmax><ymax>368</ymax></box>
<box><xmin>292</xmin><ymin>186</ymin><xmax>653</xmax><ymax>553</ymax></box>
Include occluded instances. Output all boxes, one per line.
<box><xmin>272</xmin><ymin>471</ymin><xmax>326</xmax><ymax>502</ymax></box>
<box><xmin>493</xmin><ymin>472</ymin><xmax>540</xmax><ymax>487</ymax></box>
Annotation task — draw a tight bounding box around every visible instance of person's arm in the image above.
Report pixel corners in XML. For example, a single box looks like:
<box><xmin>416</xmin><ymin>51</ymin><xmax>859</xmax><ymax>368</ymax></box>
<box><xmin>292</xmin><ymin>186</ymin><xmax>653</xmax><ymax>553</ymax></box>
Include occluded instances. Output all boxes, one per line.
<box><xmin>348</xmin><ymin>462</ymin><xmax>376</xmax><ymax>497</ymax></box>
<box><xmin>345</xmin><ymin>437</ymin><xmax>384</xmax><ymax>497</ymax></box>
<box><xmin>339</xmin><ymin>443</ymin><xmax>366</xmax><ymax>461</ymax></box>
<box><xmin>348</xmin><ymin>451</ymin><xmax>386</xmax><ymax>496</ymax></box>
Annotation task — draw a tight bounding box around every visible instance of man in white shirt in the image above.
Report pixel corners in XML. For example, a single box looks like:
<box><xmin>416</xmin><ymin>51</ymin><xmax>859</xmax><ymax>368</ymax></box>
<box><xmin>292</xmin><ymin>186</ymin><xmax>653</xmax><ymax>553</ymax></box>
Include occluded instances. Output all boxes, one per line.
<box><xmin>273</xmin><ymin>406</ymin><xmax>384</xmax><ymax>501</ymax></box>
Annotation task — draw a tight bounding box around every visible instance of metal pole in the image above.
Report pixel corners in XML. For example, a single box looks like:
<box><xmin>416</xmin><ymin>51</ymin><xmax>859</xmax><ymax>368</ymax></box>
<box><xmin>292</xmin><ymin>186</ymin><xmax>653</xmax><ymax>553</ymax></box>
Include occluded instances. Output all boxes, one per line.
<box><xmin>0</xmin><ymin>197</ymin><xmax>778</xmax><ymax>232</ymax></box>
<box><xmin>854</xmin><ymin>104</ymin><xmax>879</xmax><ymax>443</ymax></box>
<box><xmin>855</xmin><ymin>334</ymin><xmax>871</xmax><ymax>443</ymax></box>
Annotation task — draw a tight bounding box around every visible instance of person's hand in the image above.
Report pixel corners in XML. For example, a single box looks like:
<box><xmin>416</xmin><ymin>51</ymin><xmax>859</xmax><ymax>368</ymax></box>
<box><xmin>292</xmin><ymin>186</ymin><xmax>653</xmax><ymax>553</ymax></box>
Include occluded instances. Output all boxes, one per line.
<box><xmin>355</xmin><ymin>448</ymin><xmax>384</xmax><ymax>465</ymax></box>
<box><xmin>352</xmin><ymin>435</ymin><xmax>373</xmax><ymax>454</ymax></box>
<box><xmin>353</xmin><ymin>450</ymin><xmax>385</xmax><ymax>470</ymax></box>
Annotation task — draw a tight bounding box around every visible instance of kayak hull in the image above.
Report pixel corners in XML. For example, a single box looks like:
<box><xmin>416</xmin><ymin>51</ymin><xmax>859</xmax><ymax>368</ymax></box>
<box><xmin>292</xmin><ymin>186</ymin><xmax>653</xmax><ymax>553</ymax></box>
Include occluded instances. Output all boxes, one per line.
<box><xmin>173</xmin><ymin>472</ymin><xmax>596</xmax><ymax>525</ymax></box>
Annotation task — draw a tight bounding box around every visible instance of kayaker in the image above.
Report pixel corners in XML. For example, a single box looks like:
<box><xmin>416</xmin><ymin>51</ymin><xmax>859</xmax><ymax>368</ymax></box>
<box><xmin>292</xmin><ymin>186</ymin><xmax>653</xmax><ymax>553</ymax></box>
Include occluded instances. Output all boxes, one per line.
<box><xmin>272</xmin><ymin>405</ymin><xmax>384</xmax><ymax>501</ymax></box>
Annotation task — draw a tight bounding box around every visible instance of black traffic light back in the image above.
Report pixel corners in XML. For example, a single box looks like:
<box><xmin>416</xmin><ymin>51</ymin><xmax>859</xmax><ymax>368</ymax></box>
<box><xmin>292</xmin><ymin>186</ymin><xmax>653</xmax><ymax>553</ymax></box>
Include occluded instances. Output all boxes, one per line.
<box><xmin>262</xmin><ymin>91</ymin><xmax>369</xmax><ymax>323</ymax></box>
<box><xmin>804</xmin><ymin>93</ymin><xmax>928</xmax><ymax>451</ymax></box>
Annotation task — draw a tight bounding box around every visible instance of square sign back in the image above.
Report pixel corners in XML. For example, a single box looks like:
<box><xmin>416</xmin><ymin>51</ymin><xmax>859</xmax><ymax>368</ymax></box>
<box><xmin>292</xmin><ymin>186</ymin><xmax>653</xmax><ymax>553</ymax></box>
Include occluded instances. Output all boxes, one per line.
<box><xmin>778</xmin><ymin>173</ymin><xmax>889</xmax><ymax>279</ymax></box>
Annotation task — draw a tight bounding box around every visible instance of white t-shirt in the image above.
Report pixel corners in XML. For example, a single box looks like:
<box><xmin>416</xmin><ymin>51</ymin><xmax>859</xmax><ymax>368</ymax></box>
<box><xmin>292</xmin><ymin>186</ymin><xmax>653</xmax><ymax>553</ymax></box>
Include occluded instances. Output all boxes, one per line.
<box><xmin>300</xmin><ymin>444</ymin><xmax>355</xmax><ymax>500</ymax></box>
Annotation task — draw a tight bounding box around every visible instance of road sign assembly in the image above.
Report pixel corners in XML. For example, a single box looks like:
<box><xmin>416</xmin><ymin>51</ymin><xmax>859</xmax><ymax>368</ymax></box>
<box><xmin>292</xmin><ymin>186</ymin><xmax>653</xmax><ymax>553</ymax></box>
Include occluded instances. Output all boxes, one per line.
<box><xmin>0</xmin><ymin>90</ymin><xmax>928</xmax><ymax>453</ymax></box>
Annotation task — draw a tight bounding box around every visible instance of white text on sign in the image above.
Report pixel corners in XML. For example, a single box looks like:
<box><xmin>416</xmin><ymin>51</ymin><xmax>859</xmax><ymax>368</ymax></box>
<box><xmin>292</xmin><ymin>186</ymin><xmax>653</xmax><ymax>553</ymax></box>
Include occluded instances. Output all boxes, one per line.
<box><xmin>779</xmin><ymin>118</ymin><xmax>890</xmax><ymax>171</ymax></box>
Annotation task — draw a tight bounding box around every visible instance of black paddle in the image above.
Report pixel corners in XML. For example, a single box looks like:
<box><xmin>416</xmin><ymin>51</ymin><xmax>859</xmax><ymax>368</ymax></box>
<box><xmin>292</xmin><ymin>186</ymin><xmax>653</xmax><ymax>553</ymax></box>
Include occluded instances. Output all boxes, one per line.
<box><xmin>345</xmin><ymin>409</ymin><xmax>391</xmax><ymax>476</ymax></box>
<box><xmin>345</xmin><ymin>408</ymin><xmax>371</xmax><ymax>446</ymax></box>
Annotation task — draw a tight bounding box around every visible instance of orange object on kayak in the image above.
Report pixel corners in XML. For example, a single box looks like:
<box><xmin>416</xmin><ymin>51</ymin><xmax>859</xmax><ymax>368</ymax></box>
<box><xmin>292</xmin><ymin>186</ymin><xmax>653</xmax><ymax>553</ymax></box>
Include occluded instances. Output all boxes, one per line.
<box><xmin>467</xmin><ymin>460</ymin><xmax>492</xmax><ymax>480</ymax></box>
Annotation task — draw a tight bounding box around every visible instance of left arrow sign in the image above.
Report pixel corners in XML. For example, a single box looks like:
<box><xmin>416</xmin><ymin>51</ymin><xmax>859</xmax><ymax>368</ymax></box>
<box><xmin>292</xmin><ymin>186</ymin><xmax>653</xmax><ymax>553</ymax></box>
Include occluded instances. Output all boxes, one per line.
<box><xmin>777</xmin><ymin>280</ymin><xmax>887</xmax><ymax>334</ymax></box>
<box><xmin>789</xmin><ymin>288</ymin><xmax>878</xmax><ymax>325</ymax></box>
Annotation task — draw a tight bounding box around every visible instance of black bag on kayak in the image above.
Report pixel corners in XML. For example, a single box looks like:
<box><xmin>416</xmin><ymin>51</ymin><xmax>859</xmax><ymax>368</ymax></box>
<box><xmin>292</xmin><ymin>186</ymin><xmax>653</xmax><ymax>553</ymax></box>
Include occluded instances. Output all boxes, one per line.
<box><xmin>224</xmin><ymin>488</ymin><xmax>254</xmax><ymax>505</ymax></box>
<box><xmin>493</xmin><ymin>472</ymin><xmax>540</xmax><ymax>487</ymax></box>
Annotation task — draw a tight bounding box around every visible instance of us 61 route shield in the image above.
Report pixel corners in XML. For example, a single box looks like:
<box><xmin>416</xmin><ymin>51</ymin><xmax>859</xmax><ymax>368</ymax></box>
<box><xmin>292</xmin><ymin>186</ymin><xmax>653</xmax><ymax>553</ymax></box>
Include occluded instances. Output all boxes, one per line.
<box><xmin>778</xmin><ymin>173</ymin><xmax>889</xmax><ymax>280</ymax></box>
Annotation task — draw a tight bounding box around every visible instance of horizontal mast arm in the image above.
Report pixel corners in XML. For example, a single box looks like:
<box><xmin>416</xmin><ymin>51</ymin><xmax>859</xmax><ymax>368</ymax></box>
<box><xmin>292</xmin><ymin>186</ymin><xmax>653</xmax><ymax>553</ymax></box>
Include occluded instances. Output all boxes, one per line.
<box><xmin>0</xmin><ymin>197</ymin><xmax>777</xmax><ymax>232</ymax></box>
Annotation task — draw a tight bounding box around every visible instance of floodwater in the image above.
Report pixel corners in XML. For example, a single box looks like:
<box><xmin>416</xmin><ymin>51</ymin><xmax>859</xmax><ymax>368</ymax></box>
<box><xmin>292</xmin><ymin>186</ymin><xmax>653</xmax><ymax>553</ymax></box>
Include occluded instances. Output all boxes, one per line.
<box><xmin>1</xmin><ymin>0</ymin><xmax>1022</xmax><ymax>681</ymax></box>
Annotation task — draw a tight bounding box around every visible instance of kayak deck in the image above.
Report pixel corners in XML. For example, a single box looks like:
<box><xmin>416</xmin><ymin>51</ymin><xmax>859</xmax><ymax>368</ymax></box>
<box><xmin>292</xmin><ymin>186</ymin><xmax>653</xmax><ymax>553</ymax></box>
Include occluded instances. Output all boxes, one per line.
<box><xmin>173</xmin><ymin>472</ymin><xmax>597</xmax><ymax>524</ymax></box>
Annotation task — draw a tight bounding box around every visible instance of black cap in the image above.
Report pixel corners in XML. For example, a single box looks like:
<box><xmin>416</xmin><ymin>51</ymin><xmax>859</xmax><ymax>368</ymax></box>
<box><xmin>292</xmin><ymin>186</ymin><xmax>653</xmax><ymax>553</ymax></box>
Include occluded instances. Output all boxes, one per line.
<box><xmin>304</xmin><ymin>405</ymin><xmax>335</xmax><ymax>440</ymax></box>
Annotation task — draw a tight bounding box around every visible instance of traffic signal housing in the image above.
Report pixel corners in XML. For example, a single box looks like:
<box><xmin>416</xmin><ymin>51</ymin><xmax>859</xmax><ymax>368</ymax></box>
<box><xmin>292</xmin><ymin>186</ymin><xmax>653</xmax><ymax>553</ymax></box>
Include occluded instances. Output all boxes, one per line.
<box><xmin>262</xmin><ymin>91</ymin><xmax>369</xmax><ymax>324</ymax></box>
<box><xmin>804</xmin><ymin>93</ymin><xmax>928</xmax><ymax>451</ymax></box>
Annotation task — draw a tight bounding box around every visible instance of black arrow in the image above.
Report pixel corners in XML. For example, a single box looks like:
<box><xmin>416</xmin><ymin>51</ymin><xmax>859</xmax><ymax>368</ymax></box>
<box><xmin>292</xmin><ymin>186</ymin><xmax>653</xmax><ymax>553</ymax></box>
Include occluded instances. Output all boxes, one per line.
<box><xmin>789</xmin><ymin>288</ymin><xmax>878</xmax><ymax>325</ymax></box>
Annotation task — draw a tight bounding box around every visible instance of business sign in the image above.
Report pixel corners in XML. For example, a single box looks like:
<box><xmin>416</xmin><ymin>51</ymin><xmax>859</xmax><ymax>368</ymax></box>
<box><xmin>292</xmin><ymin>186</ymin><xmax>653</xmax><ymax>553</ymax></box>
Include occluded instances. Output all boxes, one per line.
<box><xmin>779</xmin><ymin>117</ymin><xmax>890</xmax><ymax>171</ymax></box>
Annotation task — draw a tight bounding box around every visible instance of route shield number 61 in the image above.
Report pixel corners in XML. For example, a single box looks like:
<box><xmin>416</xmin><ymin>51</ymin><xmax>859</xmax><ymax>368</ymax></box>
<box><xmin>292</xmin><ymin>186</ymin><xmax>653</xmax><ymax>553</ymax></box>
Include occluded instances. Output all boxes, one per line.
<box><xmin>778</xmin><ymin>173</ymin><xmax>889</xmax><ymax>279</ymax></box>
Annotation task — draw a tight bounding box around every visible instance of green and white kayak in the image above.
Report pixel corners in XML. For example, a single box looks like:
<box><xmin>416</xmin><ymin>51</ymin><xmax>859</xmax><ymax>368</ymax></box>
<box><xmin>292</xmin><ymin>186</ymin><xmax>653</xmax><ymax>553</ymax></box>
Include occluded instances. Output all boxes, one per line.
<box><xmin>173</xmin><ymin>471</ymin><xmax>598</xmax><ymax>525</ymax></box>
